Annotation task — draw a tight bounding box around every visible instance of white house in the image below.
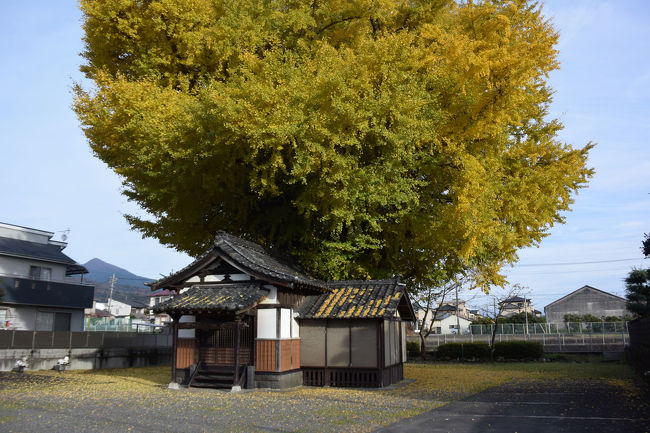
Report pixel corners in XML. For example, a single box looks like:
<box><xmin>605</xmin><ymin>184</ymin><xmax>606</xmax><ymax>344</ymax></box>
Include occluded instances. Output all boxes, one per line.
<box><xmin>0</xmin><ymin>222</ymin><xmax>94</xmax><ymax>331</ymax></box>
<box><xmin>416</xmin><ymin>301</ymin><xmax>475</xmax><ymax>333</ymax></box>
<box><xmin>499</xmin><ymin>296</ymin><xmax>536</xmax><ymax>317</ymax></box>
<box><xmin>94</xmin><ymin>299</ymin><xmax>132</xmax><ymax>317</ymax></box>
<box><xmin>429</xmin><ymin>313</ymin><xmax>473</xmax><ymax>335</ymax></box>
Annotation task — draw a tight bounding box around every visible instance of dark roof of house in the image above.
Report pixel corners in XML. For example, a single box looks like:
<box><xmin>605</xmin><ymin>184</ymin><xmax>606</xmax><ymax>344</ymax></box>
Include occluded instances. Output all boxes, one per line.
<box><xmin>499</xmin><ymin>296</ymin><xmax>526</xmax><ymax>304</ymax></box>
<box><xmin>298</xmin><ymin>280</ymin><xmax>415</xmax><ymax>321</ymax></box>
<box><xmin>148</xmin><ymin>289</ymin><xmax>176</xmax><ymax>297</ymax></box>
<box><xmin>88</xmin><ymin>309</ymin><xmax>112</xmax><ymax>318</ymax></box>
<box><xmin>438</xmin><ymin>304</ymin><xmax>458</xmax><ymax>311</ymax></box>
<box><xmin>65</xmin><ymin>263</ymin><xmax>89</xmax><ymax>276</ymax></box>
<box><xmin>150</xmin><ymin>231</ymin><xmax>327</xmax><ymax>292</ymax></box>
<box><xmin>153</xmin><ymin>283</ymin><xmax>269</xmax><ymax>315</ymax></box>
<box><xmin>436</xmin><ymin>312</ymin><xmax>472</xmax><ymax>322</ymax></box>
<box><xmin>0</xmin><ymin>237</ymin><xmax>88</xmax><ymax>275</ymax></box>
<box><xmin>128</xmin><ymin>300</ymin><xmax>148</xmax><ymax>309</ymax></box>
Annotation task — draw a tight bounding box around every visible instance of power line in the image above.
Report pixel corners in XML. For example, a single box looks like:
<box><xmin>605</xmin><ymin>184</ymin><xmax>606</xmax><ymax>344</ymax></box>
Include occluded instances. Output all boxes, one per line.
<box><xmin>515</xmin><ymin>258</ymin><xmax>643</xmax><ymax>267</ymax></box>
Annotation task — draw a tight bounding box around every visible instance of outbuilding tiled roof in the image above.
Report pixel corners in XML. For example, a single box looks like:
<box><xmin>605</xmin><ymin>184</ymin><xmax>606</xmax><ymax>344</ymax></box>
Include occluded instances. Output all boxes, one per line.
<box><xmin>153</xmin><ymin>283</ymin><xmax>268</xmax><ymax>315</ymax></box>
<box><xmin>298</xmin><ymin>279</ymin><xmax>414</xmax><ymax>320</ymax></box>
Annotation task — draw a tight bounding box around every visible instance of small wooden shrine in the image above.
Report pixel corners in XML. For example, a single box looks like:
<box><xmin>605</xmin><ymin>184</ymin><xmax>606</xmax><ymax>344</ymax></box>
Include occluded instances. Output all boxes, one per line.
<box><xmin>151</xmin><ymin>232</ymin><xmax>415</xmax><ymax>389</ymax></box>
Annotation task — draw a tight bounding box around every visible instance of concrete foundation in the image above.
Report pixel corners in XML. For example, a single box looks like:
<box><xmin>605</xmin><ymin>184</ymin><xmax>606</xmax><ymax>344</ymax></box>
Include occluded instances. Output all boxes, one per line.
<box><xmin>255</xmin><ymin>370</ymin><xmax>303</xmax><ymax>389</ymax></box>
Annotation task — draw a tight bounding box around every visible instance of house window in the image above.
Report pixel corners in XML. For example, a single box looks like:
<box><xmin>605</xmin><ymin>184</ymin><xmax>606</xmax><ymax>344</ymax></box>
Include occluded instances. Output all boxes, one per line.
<box><xmin>36</xmin><ymin>312</ymin><xmax>54</xmax><ymax>330</ymax></box>
<box><xmin>29</xmin><ymin>266</ymin><xmax>52</xmax><ymax>281</ymax></box>
<box><xmin>54</xmin><ymin>313</ymin><xmax>71</xmax><ymax>331</ymax></box>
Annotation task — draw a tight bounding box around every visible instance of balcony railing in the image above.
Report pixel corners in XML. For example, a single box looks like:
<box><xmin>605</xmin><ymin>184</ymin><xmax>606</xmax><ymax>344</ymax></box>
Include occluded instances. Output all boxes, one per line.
<box><xmin>0</xmin><ymin>276</ymin><xmax>94</xmax><ymax>309</ymax></box>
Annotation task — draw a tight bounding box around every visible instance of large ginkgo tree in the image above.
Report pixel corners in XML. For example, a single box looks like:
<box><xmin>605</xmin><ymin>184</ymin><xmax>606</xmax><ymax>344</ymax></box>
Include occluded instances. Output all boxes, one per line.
<box><xmin>74</xmin><ymin>0</ymin><xmax>593</xmax><ymax>290</ymax></box>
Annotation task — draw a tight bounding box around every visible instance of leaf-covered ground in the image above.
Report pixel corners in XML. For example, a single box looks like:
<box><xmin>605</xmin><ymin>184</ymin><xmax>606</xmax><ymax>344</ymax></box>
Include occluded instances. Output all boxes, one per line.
<box><xmin>0</xmin><ymin>362</ymin><xmax>645</xmax><ymax>432</ymax></box>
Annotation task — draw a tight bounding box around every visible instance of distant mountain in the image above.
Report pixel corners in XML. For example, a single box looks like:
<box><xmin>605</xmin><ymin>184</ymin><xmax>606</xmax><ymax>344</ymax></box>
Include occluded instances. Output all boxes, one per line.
<box><xmin>84</xmin><ymin>258</ymin><xmax>153</xmax><ymax>285</ymax></box>
<box><xmin>81</xmin><ymin>258</ymin><xmax>155</xmax><ymax>305</ymax></box>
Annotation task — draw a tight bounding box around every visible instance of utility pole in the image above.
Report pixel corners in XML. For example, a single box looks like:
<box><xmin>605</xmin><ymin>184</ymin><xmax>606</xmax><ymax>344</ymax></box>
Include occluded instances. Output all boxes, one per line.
<box><xmin>108</xmin><ymin>273</ymin><xmax>116</xmax><ymax>315</ymax></box>
<box><xmin>455</xmin><ymin>284</ymin><xmax>460</xmax><ymax>334</ymax></box>
<box><xmin>524</xmin><ymin>296</ymin><xmax>529</xmax><ymax>337</ymax></box>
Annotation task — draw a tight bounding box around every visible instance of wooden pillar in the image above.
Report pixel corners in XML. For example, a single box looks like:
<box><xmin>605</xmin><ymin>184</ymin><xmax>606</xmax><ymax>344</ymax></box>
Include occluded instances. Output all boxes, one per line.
<box><xmin>171</xmin><ymin>313</ymin><xmax>180</xmax><ymax>384</ymax></box>
<box><xmin>233</xmin><ymin>316</ymin><xmax>241</xmax><ymax>386</ymax></box>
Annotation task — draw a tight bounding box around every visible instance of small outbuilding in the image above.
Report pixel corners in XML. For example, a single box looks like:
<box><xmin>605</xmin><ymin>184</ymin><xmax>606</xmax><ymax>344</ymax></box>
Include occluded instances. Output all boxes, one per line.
<box><xmin>151</xmin><ymin>232</ymin><xmax>415</xmax><ymax>390</ymax></box>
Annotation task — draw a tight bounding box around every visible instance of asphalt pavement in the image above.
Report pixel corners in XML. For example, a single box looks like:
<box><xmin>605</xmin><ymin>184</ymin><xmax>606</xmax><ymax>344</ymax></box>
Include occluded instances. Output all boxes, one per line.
<box><xmin>375</xmin><ymin>379</ymin><xmax>650</xmax><ymax>433</ymax></box>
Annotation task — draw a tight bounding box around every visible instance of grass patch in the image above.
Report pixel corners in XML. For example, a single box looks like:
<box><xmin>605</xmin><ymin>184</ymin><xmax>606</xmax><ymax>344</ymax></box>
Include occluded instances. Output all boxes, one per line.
<box><xmin>395</xmin><ymin>361</ymin><xmax>638</xmax><ymax>400</ymax></box>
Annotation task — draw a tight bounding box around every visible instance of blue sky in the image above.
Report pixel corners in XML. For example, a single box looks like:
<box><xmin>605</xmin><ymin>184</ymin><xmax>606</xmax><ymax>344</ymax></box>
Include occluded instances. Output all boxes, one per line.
<box><xmin>0</xmin><ymin>1</ymin><xmax>648</xmax><ymax>311</ymax></box>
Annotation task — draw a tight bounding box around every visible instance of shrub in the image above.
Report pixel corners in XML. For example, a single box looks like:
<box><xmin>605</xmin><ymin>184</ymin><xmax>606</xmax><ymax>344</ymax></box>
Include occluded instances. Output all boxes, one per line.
<box><xmin>436</xmin><ymin>343</ymin><xmax>463</xmax><ymax>360</ymax></box>
<box><xmin>407</xmin><ymin>340</ymin><xmax>421</xmax><ymax>358</ymax></box>
<box><xmin>435</xmin><ymin>343</ymin><xmax>490</xmax><ymax>361</ymax></box>
<box><xmin>462</xmin><ymin>342</ymin><xmax>491</xmax><ymax>360</ymax></box>
<box><xmin>493</xmin><ymin>341</ymin><xmax>543</xmax><ymax>360</ymax></box>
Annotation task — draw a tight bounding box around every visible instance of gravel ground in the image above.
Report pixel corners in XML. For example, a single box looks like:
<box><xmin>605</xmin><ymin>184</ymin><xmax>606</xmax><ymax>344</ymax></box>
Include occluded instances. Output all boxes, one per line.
<box><xmin>0</xmin><ymin>369</ymin><xmax>437</xmax><ymax>433</ymax></box>
<box><xmin>0</xmin><ymin>364</ymin><xmax>646</xmax><ymax>433</ymax></box>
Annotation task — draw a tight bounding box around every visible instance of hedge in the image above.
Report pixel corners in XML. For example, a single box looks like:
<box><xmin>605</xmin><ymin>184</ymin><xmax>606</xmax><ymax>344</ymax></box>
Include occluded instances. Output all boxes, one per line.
<box><xmin>436</xmin><ymin>342</ymin><xmax>490</xmax><ymax>360</ymax></box>
<box><xmin>406</xmin><ymin>340</ymin><xmax>421</xmax><ymax>357</ymax></box>
<box><xmin>493</xmin><ymin>341</ymin><xmax>543</xmax><ymax>360</ymax></box>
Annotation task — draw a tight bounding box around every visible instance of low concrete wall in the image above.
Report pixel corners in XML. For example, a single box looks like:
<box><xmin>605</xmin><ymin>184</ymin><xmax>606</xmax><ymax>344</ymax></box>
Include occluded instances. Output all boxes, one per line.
<box><xmin>0</xmin><ymin>329</ymin><xmax>172</xmax><ymax>372</ymax></box>
<box><xmin>0</xmin><ymin>347</ymin><xmax>171</xmax><ymax>372</ymax></box>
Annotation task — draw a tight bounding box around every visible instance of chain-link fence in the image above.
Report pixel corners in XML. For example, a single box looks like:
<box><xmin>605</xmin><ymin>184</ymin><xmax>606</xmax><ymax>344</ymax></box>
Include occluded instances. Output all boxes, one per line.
<box><xmin>84</xmin><ymin>317</ymin><xmax>166</xmax><ymax>333</ymax></box>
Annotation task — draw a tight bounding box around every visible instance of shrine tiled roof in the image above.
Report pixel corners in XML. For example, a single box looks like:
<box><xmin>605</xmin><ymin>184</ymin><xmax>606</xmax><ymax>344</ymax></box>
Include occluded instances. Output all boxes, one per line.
<box><xmin>298</xmin><ymin>279</ymin><xmax>415</xmax><ymax>320</ymax></box>
<box><xmin>149</xmin><ymin>231</ymin><xmax>327</xmax><ymax>292</ymax></box>
<box><xmin>214</xmin><ymin>231</ymin><xmax>327</xmax><ymax>291</ymax></box>
<box><xmin>153</xmin><ymin>283</ymin><xmax>268</xmax><ymax>315</ymax></box>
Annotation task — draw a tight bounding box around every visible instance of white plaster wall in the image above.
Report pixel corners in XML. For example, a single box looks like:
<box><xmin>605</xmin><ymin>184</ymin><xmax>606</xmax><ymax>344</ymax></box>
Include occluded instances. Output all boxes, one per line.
<box><xmin>185</xmin><ymin>273</ymin><xmax>252</xmax><ymax>283</ymax></box>
<box><xmin>259</xmin><ymin>285</ymin><xmax>278</xmax><ymax>304</ymax></box>
<box><xmin>280</xmin><ymin>308</ymin><xmax>291</xmax><ymax>339</ymax></box>
<box><xmin>178</xmin><ymin>315</ymin><xmax>195</xmax><ymax>339</ymax></box>
<box><xmin>0</xmin><ymin>225</ymin><xmax>51</xmax><ymax>243</ymax></box>
<box><xmin>257</xmin><ymin>309</ymin><xmax>277</xmax><ymax>339</ymax></box>
<box><xmin>107</xmin><ymin>300</ymin><xmax>132</xmax><ymax>317</ymax></box>
<box><xmin>291</xmin><ymin>310</ymin><xmax>300</xmax><ymax>338</ymax></box>
<box><xmin>6</xmin><ymin>306</ymin><xmax>36</xmax><ymax>330</ymax></box>
<box><xmin>2</xmin><ymin>306</ymin><xmax>83</xmax><ymax>331</ymax></box>
<box><xmin>0</xmin><ymin>256</ymin><xmax>67</xmax><ymax>281</ymax></box>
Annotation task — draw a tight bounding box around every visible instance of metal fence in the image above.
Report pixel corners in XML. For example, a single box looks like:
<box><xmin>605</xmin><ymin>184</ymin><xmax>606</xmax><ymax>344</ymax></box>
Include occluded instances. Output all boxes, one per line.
<box><xmin>416</xmin><ymin>331</ymin><xmax>628</xmax><ymax>353</ymax></box>
<box><xmin>0</xmin><ymin>329</ymin><xmax>172</xmax><ymax>350</ymax></box>
<box><xmin>85</xmin><ymin>317</ymin><xmax>167</xmax><ymax>333</ymax></box>
<box><xmin>468</xmin><ymin>321</ymin><xmax>629</xmax><ymax>335</ymax></box>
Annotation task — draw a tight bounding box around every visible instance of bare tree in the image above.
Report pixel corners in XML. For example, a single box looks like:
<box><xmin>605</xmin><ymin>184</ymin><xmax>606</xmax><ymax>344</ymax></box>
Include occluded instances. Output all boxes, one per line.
<box><xmin>479</xmin><ymin>284</ymin><xmax>530</xmax><ymax>358</ymax></box>
<box><xmin>411</xmin><ymin>273</ymin><xmax>479</xmax><ymax>357</ymax></box>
